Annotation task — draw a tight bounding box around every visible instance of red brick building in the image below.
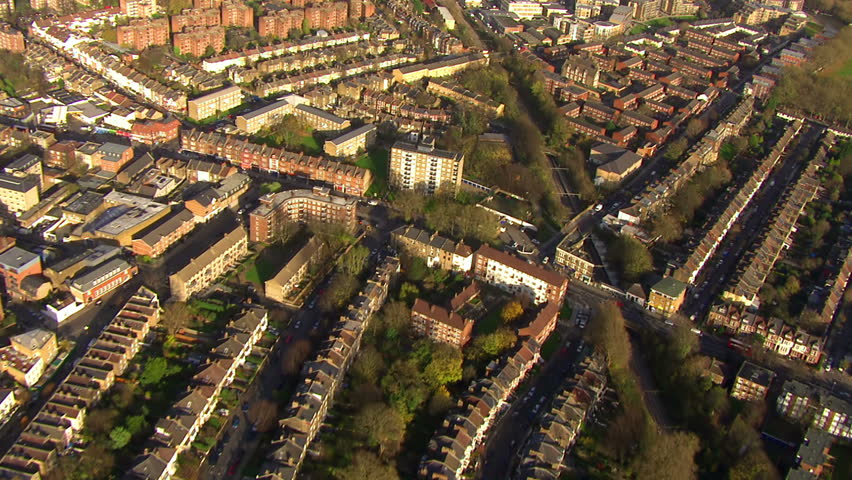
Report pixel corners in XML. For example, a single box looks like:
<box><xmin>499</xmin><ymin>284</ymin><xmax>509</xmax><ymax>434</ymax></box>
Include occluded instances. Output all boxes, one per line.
<box><xmin>258</xmin><ymin>10</ymin><xmax>306</xmax><ymax>38</ymax></box>
<box><xmin>348</xmin><ymin>0</ymin><xmax>375</xmax><ymax>18</ymax></box>
<box><xmin>131</xmin><ymin>208</ymin><xmax>196</xmax><ymax>257</ymax></box>
<box><xmin>131</xmin><ymin>118</ymin><xmax>181</xmax><ymax>145</ymax></box>
<box><xmin>305</xmin><ymin>2</ymin><xmax>348</xmax><ymax>31</ymax></box>
<box><xmin>181</xmin><ymin>129</ymin><xmax>372</xmax><ymax>195</ymax></box>
<box><xmin>171</xmin><ymin>7</ymin><xmax>221</xmax><ymax>32</ymax></box>
<box><xmin>117</xmin><ymin>18</ymin><xmax>170</xmax><ymax>51</ymax></box>
<box><xmin>0</xmin><ymin>24</ymin><xmax>25</xmax><ymax>53</ymax></box>
<box><xmin>220</xmin><ymin>0</ymin><xmax>254</xmax><ymax>28</ymax></box>
<box><xmin>173</xmin><ymin>26</ymin><xmax>225</xmax><ymax>58</ymax></box>
<box><xmin>45</xmin><ymin>140</ymin><xmax>82</xmax><ymax>169</ymax></box>
<box><xmin>0</xmin><ymin>247</ymin><xmax>43</xmax><ymax>300</ymax></box>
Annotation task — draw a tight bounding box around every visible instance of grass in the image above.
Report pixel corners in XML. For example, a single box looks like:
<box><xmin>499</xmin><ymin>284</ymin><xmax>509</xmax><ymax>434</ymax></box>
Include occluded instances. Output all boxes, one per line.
<box><xmin>541</xmin><ymin>331</ymin><xmax>562</xmax><ymax>360</ymax></box>
<box><xmin>560</xmin><ymin>302</ymin><xmax>573</xmax><ymax>320</ymax></box>
<box><xmin>301</xmin><ymin>135</ymin><xmax>321</xmax><ymax>155</ymax></box>
<box><xmin>355</xmin><ymin>147</ymin><xmax>389</xmax><ymax>197</ymax></box>
<box><xmin>412</xmin><ymin>0</ymin><xmax>424</xmax><ymax>14</ymax></box>
<box><xmin>476</xmin><ymin>304</ymin><xmax>504</xmax><ymax>335</ymax></box>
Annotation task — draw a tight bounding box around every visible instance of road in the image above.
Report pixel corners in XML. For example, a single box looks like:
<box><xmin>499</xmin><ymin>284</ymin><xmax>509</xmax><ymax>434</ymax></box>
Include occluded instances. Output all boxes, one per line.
<box><xmin>682</xmin><ymin>123</ymin><xmax>824</xmax><ymax>321</ymax></box>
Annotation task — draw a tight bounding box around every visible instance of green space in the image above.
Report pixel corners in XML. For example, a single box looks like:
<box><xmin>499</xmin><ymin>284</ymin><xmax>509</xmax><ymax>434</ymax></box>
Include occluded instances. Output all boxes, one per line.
<box><xmin>805</xmin><ymin>21</ymin><xmax>825</xmax><ymax>37</ymax></box>
<box><xmin>412</xmin><ymin>0</ymin><xmax>424</xmax><ymax>14</ymax></box>
<box><xmin>356</xmin><ymin>148</ymin><xmax>390</xmax><ymax>197</ymax></box>
<box><xmin>540</xmin><ymin>331</ymin><xmax>562</xmax><ymax>360</ymax></box>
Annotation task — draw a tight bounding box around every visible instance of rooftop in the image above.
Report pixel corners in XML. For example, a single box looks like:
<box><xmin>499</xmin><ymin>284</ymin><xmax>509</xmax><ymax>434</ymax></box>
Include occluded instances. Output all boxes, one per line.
<box><xmin>10</xmin><ymin>329</ymin><xmax>54</xmax><ymax>352</ymax></box>
<box><xmin>651</xmin><ymin>277</ymin><xmax>688</xmax><ymax>298</ymax></box>
<box><xmin>0</xmin><ymin>247</ymin><xmax>40</xmax><ymax>271</ymax></box>
<box><xmin>736</xmin><ymin>361</ymin><xmax>775</xmax><ymax>387</ymax></box>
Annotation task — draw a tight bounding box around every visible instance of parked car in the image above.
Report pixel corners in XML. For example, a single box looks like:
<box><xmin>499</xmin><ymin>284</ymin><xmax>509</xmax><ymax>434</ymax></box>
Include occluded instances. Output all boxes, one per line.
<box><xmin>232</xmin><ymin>416</ymin><xmax>240</xmax><ymax>429</ymax></box>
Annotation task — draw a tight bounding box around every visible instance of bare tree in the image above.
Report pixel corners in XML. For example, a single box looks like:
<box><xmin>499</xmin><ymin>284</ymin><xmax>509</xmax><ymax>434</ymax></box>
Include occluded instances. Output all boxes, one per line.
<box><xmin>248</xmin><ymin>399</ymin><xmax>279</xmax><ymax>432</ymax></box>
<box><xmin>161</xmin><ymin>302</ymin><xmax>195</xmax><ymax>335</ymax></box>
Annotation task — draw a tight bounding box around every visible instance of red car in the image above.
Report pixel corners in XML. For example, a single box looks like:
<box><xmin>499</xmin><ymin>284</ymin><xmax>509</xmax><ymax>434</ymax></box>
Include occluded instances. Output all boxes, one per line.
<box><xmin>285</xmin><ymin>335</ymin><xmax>293</xmax><ymax>344</ymax></box>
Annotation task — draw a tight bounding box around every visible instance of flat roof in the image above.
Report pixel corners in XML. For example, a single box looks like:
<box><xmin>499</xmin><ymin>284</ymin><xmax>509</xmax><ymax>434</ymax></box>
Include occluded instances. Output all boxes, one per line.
<box><xmin>327</xmin><ymin>124</ymin><xmax>376</xmax><ymax>146</ymax></box>
<box><xmin>0</xmin><ymin>247</ymin><xmax>39</xmax><ymax>270</ymax></box>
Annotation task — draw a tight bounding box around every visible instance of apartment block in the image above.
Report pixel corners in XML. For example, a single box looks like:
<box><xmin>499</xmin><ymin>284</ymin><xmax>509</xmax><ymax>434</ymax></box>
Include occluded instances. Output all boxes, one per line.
<box><xmin>169</xmin><ymin>225</ymin><xmax>248</xmax><ymax>301</ymax></box>
<box><xmin>293</xmin><ymin>104</ymin><xmax>351</xmax><ymax>135</ymax></box>
<box><xmin>171</xmin><ymin>7</ymin><xmax>220</xmax><ymax>32</ymax></box>
<box><xmin>390</xmin><ymin>225</ymin><xmax>474</xmax><ymax>272</ymax></box>
<box><xmin>647</xmin><ymin>277</ymin><xmax>688</xmax><ymax>316</ymax></box>
<box><xmin>221</xmin><ymin>0</ymin><xmax>254</xmax><ymax>27</ymax></box>
<box><xmin>181</xmin><ymin>130</ymin><xmax>372</xmax><ymax>195</ymax></box>
<box><xmin>323</xmin><ymin>124</ymin><xmax>377</xmax><ymax>158</ymax></box>
<box><xmin>117</xmin><ymin>18</ymin><xmax>170</xmax><ymax>51</ymax></box>
<box><xmin>258</xmin><ymin>9</ymin><xmax>306</xmax><ymax>38</ymax></box>
<box><xmin>474</xmin><ymin>245</ymin><xmax>568</xmax><ymax>306</ymax></box>
<box><xmin>389</xmin><ymin>139</ymin><xmax>463</xmax><ymax>195</ymax></box>
<box><xmin>187</xmin><ymin>85</ymin><xmax>243</xmax><ymax>121</ymax></box>
<box><xmin>131</xmin><ymin>117</ymin><xmax>181</xmax><ymax>145</ymax></box>
<box><xmin>0</xmin><ymin>247</ymin><xmax>43</xmax><ymax>300</ymax></box>
<box><xmin>555</xmin><ymin>233</ymin><xmax>597</xmax><ymax>283</ymax></box>
<box><xmin>131</xmin><ymin>207</ymin><xmax>196</xmax><ymax>258</ymax></box>
<box><xmin>68</xmin><ymin>258</ymin><xmax>139</xmax><ymax>304</ymax></box>
<box><xmin>0</xmin><ymin>173</ymin><xmax>39</xmax><ymax>216</ymax></box>
<box><xmin>411</xmin><ymin>298</ymin><xmax>474</xmax><ymax>347</ymax></box>
<box><xmin>173</xmin><ymin>25</ymin><xmax>225</xmax><ymax>58</ymax></box>
<box><xmin>0</xmin><ymin>329</ymin><xmax>57</xmax><ymax>387</ymax></box>
<box><xmin>265</xmin><ymin>237</ymin><xmax>326</xmax><ymax>303</ymax></box>
<box><xmin>95</xmin><ymin>142</ymin><xmax>134</xmax><ymax>173</ymax></box>
<box><xmin>304</xmin><ymin>2</ymin><xmax>349</xmax><ymax>30</ymax></box>
<box><xmin>0</xmin><ymin>23</ymin><xmax>24</xmax><ymax>53</ymax></box>
<box><xmin>120</xmin><ymin>0</ymin><xmax>160</xmax><ymax>17</ymax></box>
<box><xmin>731</xmin><ymin>361</ymin><xmax>775</xmax><ymax>402</ymax></box>
<box><xmin>249</xmin><ymin>187</ymin><xmax>357</xmax><ymax>243</ymax></box>
<box><xmin>235</xmin><ymin>97</ymin><xmax>302</xmax><ymax>134</ymax></box>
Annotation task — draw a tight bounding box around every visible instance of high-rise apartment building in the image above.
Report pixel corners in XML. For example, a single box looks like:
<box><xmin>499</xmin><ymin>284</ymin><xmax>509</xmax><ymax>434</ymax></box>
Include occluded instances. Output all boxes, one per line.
<box><xmin>389</xmin><ymin>139</ymin><xmax>463</xmax><ymax>195</ymax></box>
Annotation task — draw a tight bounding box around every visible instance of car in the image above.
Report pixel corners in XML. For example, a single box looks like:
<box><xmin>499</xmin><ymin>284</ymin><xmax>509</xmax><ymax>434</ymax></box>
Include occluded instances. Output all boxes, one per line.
<box><xmin>307</xmin><ymin>300</ymin><xmax>316</xmax><ymax>309</ymax></box>
<box><xmin>95</xmin><ymin>300</ymin><xmax>103</xmax><ymax>306</ymax></box>
<box><xmin>368</xmin><ymin>199</ymin><xmax>379</xmax><ymax>206</ymax></box>
<box><xmin>295</xmin><ymin>321</ymin><xmax>302</xmax><ymax>328</ymax></box>
<box><xmin>242</xmin><ymin>402</ymin><xmax>249</xmax><ymax>413</ymax></box>
<box><xmin>594</xmin><ymin>204</ymin><xmax>603</xmax><ymax>212</ymax></box>
<box><xmin>577</xmin><ymin>342</ymin><xmax>584</xmax><ymax>352</ymax></box>
<box><xmin>285</xmin><ymin>335</ymin><xmax>293</xmax><ymax>343</ymax></box>
<box><xmin>232</xmin><ymin>417</ymin><xmax>240</xmax><ymax>429</ymax></box>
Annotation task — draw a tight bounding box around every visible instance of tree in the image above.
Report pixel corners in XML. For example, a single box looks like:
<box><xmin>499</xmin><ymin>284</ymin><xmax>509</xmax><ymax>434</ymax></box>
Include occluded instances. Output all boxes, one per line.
<box><xmin>377</xmin><ymin>301</ymin><xmax>411</xmax><ymax>336</ymax></box>
<box><xmin>381</xmin><ymin>359</ymin><xmax>430</xmax><ymax>420</ymax></box>
<box><xmin>319</xmin><ymin>274</ymin><xmax>359</xmax><ymax>311</ymax></box>
<box><xmin>470</xmin><ymin>327</ymin><xmax>517</xmax><ymax>359</ymax></box>
<box><xmin>590</xmin><ymin>301</ymin><xmax>631</xmax><ymax>371</ymax></box>
<box><xmin>664</xmin><ymin>138</ymin><xmax>688</xmax><ymax>161</ymax></box>
<box><xmin>634</xmin><ymin>431</ymin><xmax>700</xmax><ymax>480</ymax></box>
<box><xmin>670</xmin><ymin>323</ymin><xmax>698</xmax><ymax>361</ymax></box>
<box><xmin>686</xmin><ymin>118</ymin><xmax>707</xmax><ymax>138</ymax></box>
<box><xmin>353</xmin><ymin>403</ymin><xmax>407</xmax><ymax>457</ymax></box>
<box><xmin>428</xmin><ymin>386</ymin><xmax>455</xmax><ymax>416</ymax></box>
<box><xmin>424</xmin><ymin>344</ymin><xmax>463</xmax><ymax>388</ymax></box>
<box><xmin>399</xmin><ymin>282</ymin><xmax>420</xmax><ymax>305</ymax></box>
<box><xmin>158</xmin><ymin>0</ymin><xmax>192</xmax><ymax>15</ymax></box>
<box><xmin>248</xmin><ymin>399</ymin><xmax>278</xmax><ymax>432</ymax></box>
<box><xmin>609</xmin><ymin>235</ymin><xmax>653</xmax><ymax>282</ymax></box>
<box><xmin>340</xmin><ymin>245</ymin><xmax>369</xmax><ymax>276</ymax></box>
<box><xmin>728</xmin><ymin>448</ymin><xmax>780</xmax><ymax>480</ymax></box>
<box><xmin>125</xmin><ymin>414</ymin><xmax>146</xmax><ymax>436</ymax></box>
<box><xmin>161</xmin><ymin>302</ymin><xmax>195</xmax><ymax>335</ymax></box>
<box><xmin>352</xmin><ymin>346</ymin><xmax>385</xmax><ymax>385</ymax></box>
<box><xmin>336</xmin><ymin>450</ymin><xmax>399</xmax><ymax>480</ymax></box>
<box><xmin>139</xmin><ymin>357</ymin><xmax>180</xmax><ymax>387</ymax></box>
<box><xmin>392</xmin><ymin>190</ymin><xmax>426</xmax><ymax>222</ymax></box>
<box><xmin>500</xmin><ymin>300</ymin><xmax>524</xmax><ymax>324</ymax></box>
<box><xmin>109</xmin><ymin>426</ymin><xmax>132</xmax><ymax>450</ymax></box>
<box><xmin>281</xmin><ymin>337</ymin><xmax>312</xmax><ymax>375</ymax></box>
<box><xmin>85</xmin><ymin>408</ymin><xmax>119</xmax><ymax>435</ymax></box>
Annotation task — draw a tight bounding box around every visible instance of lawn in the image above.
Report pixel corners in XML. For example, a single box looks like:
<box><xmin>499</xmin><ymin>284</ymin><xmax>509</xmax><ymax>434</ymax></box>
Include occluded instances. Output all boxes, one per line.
<box><xmin>356</xmin><ymin>147</ymin><xmax>389</xmax><ymax>197</ymax></box>
<box><xmin>476</xmin><ymin>303</ymin><xmax>504</xmax><ymax>335</ymax></box>
<box><xmin>541</xmin><ymin>331</ymin><xmax>562</xmax><ymax>360</ymax></box>
<box><xmin>301</xmin><ymin>135</ymin><xmax>321</xmax><ymax>155</ymax></box>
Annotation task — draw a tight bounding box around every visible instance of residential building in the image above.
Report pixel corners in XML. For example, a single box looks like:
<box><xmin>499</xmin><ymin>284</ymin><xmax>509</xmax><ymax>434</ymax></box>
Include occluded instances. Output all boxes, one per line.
<box><xmin>731</xmin><ymin>361</ymin><xmax>775</xmax><ymax>402</ymax></box>
<box><xmin>131</xmin><ymin>118</ymin><xmax>181</xmax><ymax>145</ymax></box>
<box><xmin>790</xmin><ymin>428</ymin><xmax>835</xmax><ymax>479</ymax></box>
<box><xmin>187</xmin><ymin>86</ymin><xmax>243</xmax><ymax>121</ymax></box>
<box><xmin>95</xmin><ymin>143</ymin><xmax>134</xmax><ymax>173</ymax></box>
<box><xmin>499</xmin><ymin>0</ymin><xmax>543</xmax><ymax>18</ymax></box>
<box><xmin>555</xmin><ymin>233</ymin><xmax>597</xmax><ymax>283</ymax></box>
<box><xmin>235</xmin><ymin>97</ymin><xmax>304</xmax><ymax>134</ymax></box>
<box><xmin>0</xmin><ymin>389</ymin><xmax>15</xmax><ymax>421</ymax></box>
<box><xmin>518</xmin><ymin>301</ymin><xmax>560</xmax><ymax>346</ymax></box>
<box><xmin>411</xmin><ymin>298</ymin><xmax>474</xmax><ymax>347</ymax></box>
<box><xmin>221</xmin><ymin>0</ymin><xmax>254</xmax><ymax>27</ymax></box>
<box><xmin>169</xmin><ymin>225</ymin><xmax>248</xmax><ymax>301</ymax></box>
<box><xmin>249</xmin><ymin>187</ymin><xmax>357</xmax><ymax>243</ymax></box>
<box><xmin>474</xmin><ymin>245</ymin><xmax>569</xmax><ymax>305</ymax></box>
<box><xmin>173</xmin><ymin>26</ymin><xmax>226</xmax><ymax>58</ymax></box>
<box><xmin>171</xmin><ymin>7</ymin><xmax>220</xmax><ymax>32</ymax></box>
<box><xmin>390</xmin><ymin>225</ymin><xmax>474</xmax><ymax>272</ymax></box>
<box><xmin>180</xmin><ymin>130</ymin><xmax>372</xmax><ymax>195</ymax></box>
<box><xmin>117</xmin><ymin>18</ymin><xmax>170</xmax><ymax>51</ymax></box>
<box><xmin>0</xmin><ymin>173</ymin><xmax>39</xmax><ymax>216</ymax></box>
<box><xmin>561</xmin><ymin>57</ymin><xmax>601</xmax><ymax>88</ymax></box>
<box><xmin>68</xmin><ymin>258</ymin><xmax>138</xmax><ymax>304</ymax></box>
<box><xmin>184</xmin><ymin>173</ymin><xmax>250</xmax><ymax>222</ymax></box>
<box><xmin>323</xmin><ymin>124</ymin><xmax>377</xmax><ymax>158</ymax></box>
<box><xmin>647</xmin><ymin>277</ymin><xmax>688</xmax><ymax>316</ymax></box>
<box><xmin>131</xmin><ymin>208</ymin><xmax>197</xmax><ymax>258</ymax></box>
<box><xmin>392</xmin><ymin>53</ymin><xmax>488</xmax><ymax>83</ymax></box>
<box><xmin>0</xmin><ymin>329</ymin><xmax>57</xmax><ymax>387</ymax></box>
<box><xmin>5</xmin><ymin>154</ymin><xmax>43</xmax><ymax>188</ymax></box>
<box><xmin>293</xmin><ymin>104</ymin><xmax>351</xmax><ymax>135</ymax></box>
<box><xmin>258</xmin><ymin>9</ymin><xmax>307</xmax><ymax>38</ymax></box>
<box><xmin>0</xmin><ymin>247</ymin><xmax>43</xmax><ymax>300</ymax></box>
<box><xmin>591</xmin><ymin>143</ymin><xmax>643</xmax><ymax>184</ymax></box>
<box><xmin>265</xmin><ymin>237</ymin><xmax>327</xmax><ymax>303</ymax></box>
<box><xmin>120</xmin><ymin>0</ymin><xmax>160</xmax><ymax>17</ymax></box>
<box><xmin>389</xmin><ymin>139</ymin><xmax>464</xmax><ymax>195</ymax></box>
<box><xmin>0</xmin><ymin>23</ymin><xmax>24</xmax><ymax>53</ymax></box>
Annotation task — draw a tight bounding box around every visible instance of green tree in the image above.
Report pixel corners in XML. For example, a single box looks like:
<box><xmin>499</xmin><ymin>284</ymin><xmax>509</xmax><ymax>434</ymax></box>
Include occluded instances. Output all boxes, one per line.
<box><xmin>664</xmin><ymin>138</ymin><xmax>688</xmax><ymax>161</ymax></box>
<box><xmin>109</xmin><ymin>426</ymin><xmax>132</xmax><ymax>450</ymax></box>
<box><xmin>471</xmin><ymin>327</ymin><xmax>517</xmax><ymax>359</ymax></box>
<box><xmin>319</xmin><ymin>273</ymin><xmax>359</xmax><ymax>311</ymax></box>
<box><xmin>590</xmin><ymin>301</ymin><xmax>632</xmax><ymax>372</ymax></box>
<box><xmin>381</xmin><ymin>359</ymin><xmax>429</xmax><ymax>421</ymax></box>
<box><xmin>399</xmin><ymin>282</ymin><xmax>419</xmax><ymax>305</ymax></box>
<box><xmin>424</xmin><ymin>344</ymin><xmax>463</xmax><ymax>388</ymax></box>
<box><xmin>138</xmin><ymin>357</ymin><xmax>180</xmax><ymax>387</ymax></box>
<box><xmin>125</xmin><ymin>415</ymin><xmax>146</xmax><ymax>436</ymax></box>
<box><xmin>500</xmin><ymin>300</ymin><xmax>524</xmax><ymax>324</ymax></box>
<box><xmin>353</xmin><ymin>403</ymin><xmax>407</xmax><ymax>457</ymax></box>
<box><xmin>609</xmin><ymin>235</ymin><xmax>653</xmax><ymax>282</ymax></box>
<box><xmin>391</xmin><ymin>190</ymin><xmax>426</xmax><ymax>222</ymax></box>
<box><xmin>340</xmin><ymin>245</ymin><xmax>370</xmax><ymax>276</ymax></box>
